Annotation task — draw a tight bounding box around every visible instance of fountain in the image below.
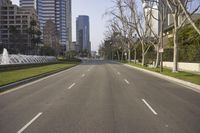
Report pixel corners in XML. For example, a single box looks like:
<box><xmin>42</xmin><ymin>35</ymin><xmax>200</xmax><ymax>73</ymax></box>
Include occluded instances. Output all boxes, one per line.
<box><xmin>0</xmin><ymin>48</ymin><xmax>57</xmax><ymax>65</ymax></box>
<box><xmin>1</xmin><ymin>48</ymin><xmax>10</xmax><ymax>64</ymax></box>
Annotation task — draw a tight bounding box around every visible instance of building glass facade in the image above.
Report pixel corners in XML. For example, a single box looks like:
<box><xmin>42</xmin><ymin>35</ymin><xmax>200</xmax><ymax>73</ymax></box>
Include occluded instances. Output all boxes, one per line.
<box><xmin>76</xmin><ymin>15</ymin><xmax>90</xmax><ymax>53</ymax></box>
<box><xmin>36</xmin><ymin>0</ymin><xmax>71</xmax><ymax>52</ymax></box>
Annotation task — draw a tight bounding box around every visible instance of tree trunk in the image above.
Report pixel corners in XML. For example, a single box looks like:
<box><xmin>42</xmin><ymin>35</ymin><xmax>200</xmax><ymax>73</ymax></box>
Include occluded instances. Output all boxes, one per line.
<box><xmin>128</xmin><ymin>43</ymin><xmax>131</xmax><ymax>62</ymax></box>
<box><xmin>141</xmin><ymin>42</ymin><xmax>145</xmax><ymax>66</ymax></box>
<box><xmin>121</xmin><ymin>51</ymin><xmax>124</xmax><ymax>62</ymax></box>
<box><xmin>155</xmin><ymin>45</ymin><xmax>159</xmax><ymax>68</ymax></box>
<box><xmin>173</xmin><ymin>15</ymin><xmax>179</xmax><ymax>72</ymax></box>
<box><xmin>117</xmin><ymin>50</ymin><xmax>120</xmax><ymax>61</ymax></box>
<box><xmin>111</xmin><ymin>51</ymin><xmax>114</xmax><ymax>60</ymax></box>
<box><xmin>134</xmin><ymin>48</ymin><xmax>137</xmax><ymax>64</ymax></box>
<box><xmin>142</xmin><ymin>53</ymin><xmax>145</xmax><ymax>66</ymax></box>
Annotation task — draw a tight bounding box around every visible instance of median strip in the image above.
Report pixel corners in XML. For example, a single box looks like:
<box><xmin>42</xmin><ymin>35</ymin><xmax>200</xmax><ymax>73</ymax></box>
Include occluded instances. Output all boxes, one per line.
<box><xmin>0</xmin><ymin>62</ymin><xmax>80</xmax><ymax>94</ymax></box>
<box><xmin>17</xmin><ymin>112</ymin><xmax>43</xmax><ymax>133</ymax></box>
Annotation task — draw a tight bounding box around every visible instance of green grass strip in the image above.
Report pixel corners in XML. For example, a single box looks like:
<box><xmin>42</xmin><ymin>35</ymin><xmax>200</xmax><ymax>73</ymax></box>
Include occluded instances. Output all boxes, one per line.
<box><xmin>127</xmin><ymin>62</ymin><xmax>200</xmax><ymax>85</ymax></box>
<box><xmin>0</xmin><ymin>63</ymin><xmax>78</xmax><ymax>86</ymax></box>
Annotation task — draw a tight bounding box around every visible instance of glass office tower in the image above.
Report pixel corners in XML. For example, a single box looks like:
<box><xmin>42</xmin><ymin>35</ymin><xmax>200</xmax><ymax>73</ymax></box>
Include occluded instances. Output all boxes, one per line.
<box><xmin>19</xmin><ymin>0</ymin><xmax>71</xmax><ymax>51</ymax></box>
<box><xmin>36</xmin><ymin>0</ymin><xmax>71</xmax><ymax>51</ymax></box>
<box><xmin>76</xmin><ymin>15</ymin><xmax>90</xmax><ymax>53</ymax></box>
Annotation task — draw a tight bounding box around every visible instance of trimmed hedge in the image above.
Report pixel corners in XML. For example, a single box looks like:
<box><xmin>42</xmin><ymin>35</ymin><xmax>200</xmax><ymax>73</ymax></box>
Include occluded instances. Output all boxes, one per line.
<box><xmin>0</xmin><ymin>60</ymin><xmax>81</xmax><ymax>72</ymax></box>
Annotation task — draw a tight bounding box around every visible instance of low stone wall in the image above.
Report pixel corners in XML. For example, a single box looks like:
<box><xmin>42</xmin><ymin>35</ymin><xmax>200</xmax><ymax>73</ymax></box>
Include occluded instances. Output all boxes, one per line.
<box><xmin>163</xmin><ymin>62</ymin><xmax>200</xmax><ymax>72</ymax></box>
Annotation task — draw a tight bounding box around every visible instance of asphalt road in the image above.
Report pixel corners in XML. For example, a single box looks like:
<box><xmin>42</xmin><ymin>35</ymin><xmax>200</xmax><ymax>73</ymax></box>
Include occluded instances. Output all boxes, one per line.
<box><xmin>0</xmin><ymin>60</ymin><xmax>200</xmax><ymax>133</ymax></box>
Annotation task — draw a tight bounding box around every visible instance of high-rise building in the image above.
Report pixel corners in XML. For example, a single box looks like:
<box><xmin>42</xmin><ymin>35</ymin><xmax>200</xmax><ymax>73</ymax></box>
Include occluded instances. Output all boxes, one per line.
<box><xmin>0</xmin><ymin>0</ymin><xmax>11</xmax><ymax>7</ymax></box>
<box><xmin>66</xmin><ymin>0</ymin><xmax>72</xmax><ymax>51</ymax></box>
<box><xmin>37</xmin><ymin>0</ymin><xmax>55</xmax><ymax>34</ymax></box>
<box><xmin>0</xmin><ymin>0</ymin><xmax>39</xmax><ymax>54</ymax></box>
<box><xmin>0</xmin><ymin>0</ymin><xmax>12</xmax><ymax>45</ymax></box>
<box><xmin>36</xmin><ymin>0</ymin><xmax>72</xmax><ymax>53</ymax></box>
<box><xmin>20</xmin><ymin>0</ymin><xmax>36</xmax><ymax>9</ymax></box>
<box><xmin>76</xmin><ymin>15</ymin><xmax>91</xmax><ymax>54</ymax></box>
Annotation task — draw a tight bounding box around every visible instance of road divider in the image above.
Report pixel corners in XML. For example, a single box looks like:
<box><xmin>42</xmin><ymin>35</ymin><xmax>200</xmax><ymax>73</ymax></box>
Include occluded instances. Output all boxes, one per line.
<box><xmin>87</xmin><ymin>65</ymin><xmax>95</xmax><ymax>72</ymax></box>
<box><xmin>68</xmin><ymin>83</ymin><xmax>76</xmax><ymax>90</ymax></box>
<box><xmin>81</xmin><ymin>74</ymin><xmax>85</xmax><ymax>77</ymax></box>
<box><xmin>142</xmin><ymin>99</ymin><xmax>158</xmax><ymax>115</ymax></box>
<box><xmin>17</xmin><ymin>112</ymin><xmax>43</xmax><ymax>133</ymax></box>
<box><xmin>124</xmin><ymin>79</ymin><xmax>130</xmax><ymax>84</ymax></box>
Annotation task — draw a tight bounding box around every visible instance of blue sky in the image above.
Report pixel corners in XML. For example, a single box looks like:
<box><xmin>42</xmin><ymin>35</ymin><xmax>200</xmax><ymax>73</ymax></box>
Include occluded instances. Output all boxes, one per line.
<box><xmin>11</xmin><ymin>0</ymin><xmax>113</xmax><ymax>51</ymax></box>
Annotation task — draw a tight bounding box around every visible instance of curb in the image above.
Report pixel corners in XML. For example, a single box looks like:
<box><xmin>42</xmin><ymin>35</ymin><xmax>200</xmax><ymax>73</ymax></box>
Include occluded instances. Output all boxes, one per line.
<box><xmin>123</xmin><ymin>64</ymin><xmax>200</xmax><ymax>93</ymax></box>
<box><xmin>0</xmin><ymin>64</ymin><xmax>78</xmax><ymax>93</ymax></box>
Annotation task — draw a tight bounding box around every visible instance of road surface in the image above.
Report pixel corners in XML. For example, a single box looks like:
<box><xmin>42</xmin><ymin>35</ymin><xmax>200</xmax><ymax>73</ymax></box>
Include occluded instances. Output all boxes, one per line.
<box><xmin>0</xmin><ymin>60</ymin><xmax>200</xmax><ymax>133</ymax></box>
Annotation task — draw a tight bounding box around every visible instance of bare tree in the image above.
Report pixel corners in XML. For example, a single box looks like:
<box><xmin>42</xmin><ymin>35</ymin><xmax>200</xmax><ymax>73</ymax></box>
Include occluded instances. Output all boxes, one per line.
<box><xmin>166</xmin><ymin>0</ymin><xmax>192</xmax><ymax>72</ymax></box>
<box><xmin>104</xmin><ymin>0</ymin><xmax>169</xmax><ymax>66</ymax></box>
<box><xmin>105</xmin><ymin>0</ymin><xmax>136</xmax><ymax>62</ymax></box>
<box><xmin>142</xmin><ymin>0</ymin><xmax>169</xmax><ymax>70</ymax></box>
<box><xmin>177</xmin><ymin>0</ymin><xmax>200</xmax><ymax>35</ymax></box>
<box><xmin>106</xmin><ymin>20</ymin><xmax>123</xmax><ymax>60</ymax></box>
<box><xmin>124</xmin><ymin>0</ymin><xmax>155</xmax><ymax>66</ymax></box>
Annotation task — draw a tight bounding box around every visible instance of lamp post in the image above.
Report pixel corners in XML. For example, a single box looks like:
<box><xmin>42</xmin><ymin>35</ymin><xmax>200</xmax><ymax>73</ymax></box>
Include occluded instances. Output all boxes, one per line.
<box><xmin>142</xmin><ymin>0</ymin><xmax>164</xmax><ymax>72</ymax></box>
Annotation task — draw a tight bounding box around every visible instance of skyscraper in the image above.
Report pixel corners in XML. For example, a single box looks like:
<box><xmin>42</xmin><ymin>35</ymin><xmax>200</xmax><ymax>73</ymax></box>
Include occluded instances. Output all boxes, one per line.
<box><xmin>24</xmin><ymin>0</ymin><xmax>72</xmax><ymax>52</ymax></box>
<box><xmin>76</xmin><ymin>15</ymin><xmax>91</xmax><ymax>54</ymax></box>
<box><xmin>0</xmin><ymin>0</ymin><xmax>11</xmax><ymax>6</ymax></box>
<box><xmin>37</xmin><ymin>0</ymin><xmax>55</xmax><ymax>32</ymax></box>
<box><xmin>36</xmin><ymin>0</ymin><xmax>72</xmax><ymax>52</ymax></box>
<box><xmin>20</xmin><ymin>0</ymin><xmax>36</xmax><ymax>9</ymax></box>
<box><xmin>66</xmin><ymin>0</ymin><xmax>72</xmax><ymax>51</ymax></box>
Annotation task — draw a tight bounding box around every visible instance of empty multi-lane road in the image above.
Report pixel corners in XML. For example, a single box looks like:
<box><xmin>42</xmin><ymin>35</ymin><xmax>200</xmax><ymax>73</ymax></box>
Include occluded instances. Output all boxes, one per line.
<box><xmin>0</xmin><ymin>60</ymin><xmax>200</xmax><ymax>133</ymax></box>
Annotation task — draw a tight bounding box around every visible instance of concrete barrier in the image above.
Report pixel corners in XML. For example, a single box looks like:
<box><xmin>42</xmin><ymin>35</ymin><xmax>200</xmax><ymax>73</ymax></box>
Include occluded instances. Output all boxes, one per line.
<box><xmin>163</xmin><ymin>62</ymin><xmax>200</xmax><ymax>72</ymax></box>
